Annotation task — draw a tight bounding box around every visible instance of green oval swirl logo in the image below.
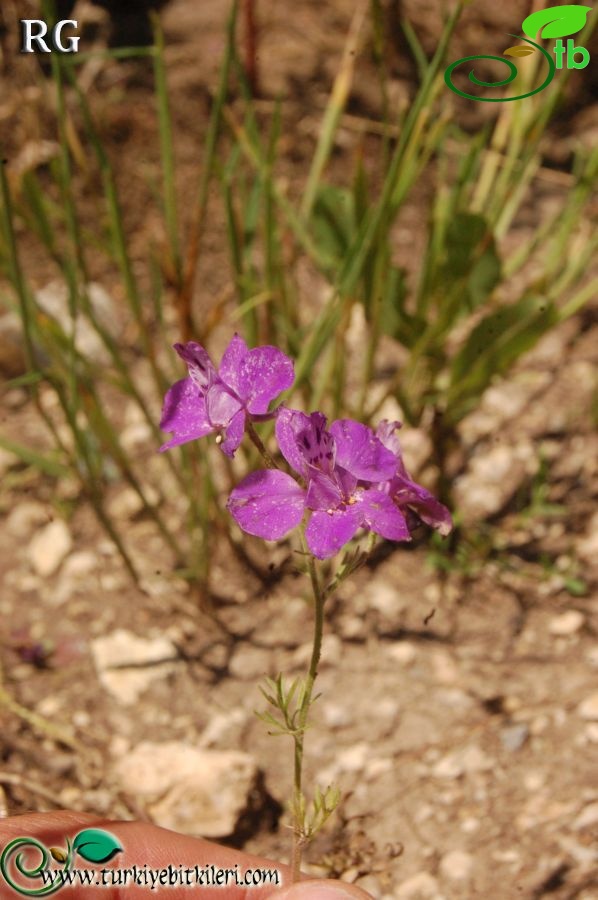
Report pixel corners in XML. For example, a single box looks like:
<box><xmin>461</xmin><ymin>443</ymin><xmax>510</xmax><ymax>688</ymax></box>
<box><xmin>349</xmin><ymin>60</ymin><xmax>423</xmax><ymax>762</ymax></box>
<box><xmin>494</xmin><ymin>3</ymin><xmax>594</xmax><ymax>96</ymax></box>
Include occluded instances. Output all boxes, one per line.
<box><xmin>444</xmin><ymin>35</ymin><xmax>555</xmax><ymax>102</ymax></box>
<box><xmin>444</xmin><ymin>4</ymin><xmax>592</xmax><ymax>102</ymax></box>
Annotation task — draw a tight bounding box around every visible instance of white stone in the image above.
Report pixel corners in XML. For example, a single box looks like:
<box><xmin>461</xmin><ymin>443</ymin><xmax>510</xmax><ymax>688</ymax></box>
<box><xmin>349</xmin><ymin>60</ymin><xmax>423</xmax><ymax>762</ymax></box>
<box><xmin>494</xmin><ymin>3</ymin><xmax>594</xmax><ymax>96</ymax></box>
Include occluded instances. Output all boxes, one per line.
<box><xmin>113</xmin><ymin>742</ymin><xmax>258</xmax><ymax>838</ymax></box>
<box><xmin>587</xmin><ymin>647</ymin><xmax>598</xmax><ymax>668</ymax></box>
<box><xmin>28</xmin><ymin>519</ymin><xmax>72</xmax><ymax>576</ymax></box>
<box><xmin>61</xmin><ymin>551</ymin><xmax>98</xmax><ymax>579</ymax></box>
<box><xmin>454</xmin><ymin>442</ymin><xmax>535</xmax><ymax>522</ymax></box>
<box><xmin>6</xmin><ymin>502</ymin><xmax>49</xmax><ymax>538</ymax></box>
<box><xmin>523</xmin><ymin>771</ymin><xmax>545</xmax><ymax>792</ymax></box>
<box><xmin>107</xmin><ymin>488</ymin><xmax>144</xmax><ymax>519</ymax></box>
<box><xmin>322</xmin><ymin>703</ymin><xmax>353</xmax><ymax>728</ymax></box>
<box><xmin>439</xmin><ymin>850</ymin><xmax>474</xmax><ymax>881</ymax></box>
<box><xmin>229</xmin><ymin>644</ymin><xmax>268</xmax><ymax>680</ymax></box>
<box><xmin>431</xmin><ymin>650</ymin><xmax>459</xmax><ymax>685</ymax></box>
<box><xmin>198</xmin><ymin>710</ymin><xmax>247</xmax><ymax>748</ymax></box>
<box><xmin>52</xmin><ymin>551</ymin><xmax>99</xmax><ymax>605</ymax></box>
<box><xmin>120</xmin><ymin>421</ymin><xmax>153</xmax><ymax>452</ymax></box>
<box><xmin>72</xmin><ymin>710</ymin><xmax>91</xmax><ymax>728</ymax></box>
<box><xmin>367</xmin><ymin>582</ymin><xmax>402</xmax><ymax>617</ymax></box>
<box><xmin>36</xmin><ymin>695</ymin><xmax>62</xmax><ymax>717</ymax></box>
<box><xmin>396</xmin><ymin>871</ymin><xmax>442</xmax><ymax>898</ymax></box>
<box><xmin>337</xmin><ymin>742</ymin><xmax>370</xmax><ymax>772</ymax></box>
<box><xmin>35</xmin><ymin>281</ymin><xmax>118</xmax><ymax>366</ymax></box>
<box><xmin>292</xmin><ymin>634</ymin><xmax>342</xmax><ymax>669</ymax></box>
<box><xmin>578</xmin><ymin>692</ymin><xmax>598</xmax><ymax>721</ymax></box>
<box><xmin>365</xmin><ymin>757</ymin><xmax>393</xmax><ymax>780</ymax></box>
<box><xmin>376</xmin><ymin>698</ymin><xmax>400</xmax><ymax>720</ymax></box>
<box><xmin>572</xmin><ymin>802</ymin><xmax>598</xmax><ymax>831</ymax></box>
<box><xmin>354</xmin><ymin>875</ymin><xmax>383</xmax><ymax>897</ymax></box>
<box><xmin>549</xmin><ymin>610</ymin><xmax>584</xmax><ymax>636</ymax></box>
<box><xmin>91</xmin><ymin>629</ymin><xmax>179</xmax><ymax>705</ymax></box>
<box><xmin>557</xmin><ymin>835</ymin><xmax>598</xmax><ymax>868</ymax></box>
<box><xmin>585</xmin><ymin>723</ymin><xmax>598</xmax><ymax>743</ymax></box>
<box><xmin>0</xmin><ymin>447</ymin><xmax>17</xmax><ymax>476</ymax></box>
<box><xmin>500</xmin><ymin>723</ymin><xmax>529</xmax><ymax>752</ymax></box>
<box><xmin>386</xmin><ymin>641</ymin><xmax>417</xmax><ymax>666</ymax></box>
<box><xmin>432</xmin><ymin>744</ymin><xmax>493</xmax><ymax>779</ymax></box>
<box><xmin>436</xmin><ymin>688</ymin><xmax>475</xmax><ymax>711</ymax></box>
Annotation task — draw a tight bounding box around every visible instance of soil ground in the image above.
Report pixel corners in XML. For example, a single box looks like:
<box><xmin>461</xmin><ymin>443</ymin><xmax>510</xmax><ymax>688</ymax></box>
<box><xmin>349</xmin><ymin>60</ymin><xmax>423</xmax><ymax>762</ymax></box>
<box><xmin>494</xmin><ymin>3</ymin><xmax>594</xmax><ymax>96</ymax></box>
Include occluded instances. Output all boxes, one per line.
<box><xmin>0</xmin><ymin>2</ymin><xmax>597</xmax><ymax>898</ymax></box>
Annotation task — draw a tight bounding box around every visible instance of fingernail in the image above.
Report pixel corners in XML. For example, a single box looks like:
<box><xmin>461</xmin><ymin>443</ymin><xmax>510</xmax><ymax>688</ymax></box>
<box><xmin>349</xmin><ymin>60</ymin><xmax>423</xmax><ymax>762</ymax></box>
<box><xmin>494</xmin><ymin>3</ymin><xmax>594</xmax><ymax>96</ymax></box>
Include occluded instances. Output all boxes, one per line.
<box><xmin>274</xmin><ymin>880</ymin><xmax>373</xmax><ymax>900</ymax></box>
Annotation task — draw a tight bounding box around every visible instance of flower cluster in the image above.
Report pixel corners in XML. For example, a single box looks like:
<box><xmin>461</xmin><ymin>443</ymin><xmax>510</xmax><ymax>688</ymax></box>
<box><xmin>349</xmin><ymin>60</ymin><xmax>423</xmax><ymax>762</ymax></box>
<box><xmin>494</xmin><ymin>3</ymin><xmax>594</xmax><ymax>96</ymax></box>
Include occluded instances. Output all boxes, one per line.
<box><xmin>160</xmin><ymin>335</ymin><xmax>452</xmax><ymax>559</ymax></box>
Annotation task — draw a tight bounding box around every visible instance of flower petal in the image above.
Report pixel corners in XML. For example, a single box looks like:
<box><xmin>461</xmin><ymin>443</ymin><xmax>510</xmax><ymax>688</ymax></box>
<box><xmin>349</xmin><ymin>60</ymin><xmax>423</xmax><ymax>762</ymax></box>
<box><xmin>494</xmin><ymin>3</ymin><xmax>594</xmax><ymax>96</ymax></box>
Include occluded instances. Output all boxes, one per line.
<box><xmin>275</xmin><ymin>407</ymin><xmax>311</xmax><ymax>476</ymax></box>
<box><xmin>305</xmin><ymin>467</ymin><xmax>343</xmax><ymax>510</ymax></box>
<box><xmin>359</xmin><ymin>489</ymin><xmax>411</xmax><ymax>542</ymax></box>
<box><xmin>296</xmin><ymin>412</ymin><xmax>336</xmax><ymax>474</ymax></box>
<box><xmin>159</xmin><ymin>378</ymin><xmax>213</xmax><ymax>450</ymax></box>
<box><xmin>218</xmin><ymin>333</ymin><xmax>250</xmax><ymax>395</ymax></box>
<box><xmin>390</xmin><ymin>476</ymin><xmax>453</xmax><ymax>536</ymax></box>
<box><xmin>239</xmin><ymin>346</ymin><xmax>295</xmax><ymax>414</ymax></box>
<box><xmin>206</xmin><ymin>383</ymin><xmax>243</xmax><ymax>427</ymax></box>
<box><xmin>375</xmin><ymin>419</ymin><xmax>403</xmax><ymax>456</ymax></box>
<box><xmin>305</xmin><ymin>506</ymin><xmax>361</xmax><ymax>559</ymax></box>
<box><xmin>330</xmin><ymin>419</ymin><xmax>397</xmax><ymax>482</ymax></box>
<box><xmin>220</xmin><ymin>408</ymin><xmax>246</xmax><ymax>458</ymax></box>
<box><xmin>174</xmin><ymin>342</ymin><xmax>217</xmax><ymax>391</ymax></box>
<box><xmin>227</xmin><ymin>469</ymin><xmax>305</xmax><ymax>540</ymax></box>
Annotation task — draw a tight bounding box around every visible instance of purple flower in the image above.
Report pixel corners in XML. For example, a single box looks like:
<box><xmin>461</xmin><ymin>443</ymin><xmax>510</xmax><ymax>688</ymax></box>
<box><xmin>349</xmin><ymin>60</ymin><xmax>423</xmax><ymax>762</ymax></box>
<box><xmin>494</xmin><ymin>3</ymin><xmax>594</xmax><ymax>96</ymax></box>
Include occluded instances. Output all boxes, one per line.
<box><xmin>228</xmin><ymin>409</ymin><xmax>412</xmax><ymax>559</ymax></box>
<box><xmin>376</xmin><ymin>420</ymin><xmax>453</xmax><ymax>536</ymax></box>
<box><xmin>159</xmin><ymin>334</ymin><xmax>294</xmax><ymax>457</ymax></box>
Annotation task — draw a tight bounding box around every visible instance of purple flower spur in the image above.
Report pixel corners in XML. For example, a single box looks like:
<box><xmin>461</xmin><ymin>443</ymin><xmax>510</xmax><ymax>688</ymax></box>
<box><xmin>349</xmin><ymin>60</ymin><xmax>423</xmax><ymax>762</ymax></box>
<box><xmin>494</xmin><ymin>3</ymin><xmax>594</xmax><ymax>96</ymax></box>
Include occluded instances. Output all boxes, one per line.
<box><xmin>228</xmin><ymin>409</ymin><xmax>412</xmax><ymax>559</ymax></box>
<box><xmin>375</xmin><ymin>420</ymin><xmax>453</xmax><ymax>537</ymax></box>
<box><xmin>159</xmin><ymin>334</ymin><xmax>294</xmax><ymax>457</ymax></box>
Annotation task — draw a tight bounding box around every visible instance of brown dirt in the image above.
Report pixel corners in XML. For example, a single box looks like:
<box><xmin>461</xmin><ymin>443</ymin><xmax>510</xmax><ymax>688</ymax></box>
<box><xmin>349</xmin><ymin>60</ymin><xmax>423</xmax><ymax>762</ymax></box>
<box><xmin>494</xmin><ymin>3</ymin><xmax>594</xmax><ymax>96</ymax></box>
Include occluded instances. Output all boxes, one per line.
<box><xmin>0</xmin><ymin>2</ymin><xmax>597</xmax><ymax>898</ymax></box>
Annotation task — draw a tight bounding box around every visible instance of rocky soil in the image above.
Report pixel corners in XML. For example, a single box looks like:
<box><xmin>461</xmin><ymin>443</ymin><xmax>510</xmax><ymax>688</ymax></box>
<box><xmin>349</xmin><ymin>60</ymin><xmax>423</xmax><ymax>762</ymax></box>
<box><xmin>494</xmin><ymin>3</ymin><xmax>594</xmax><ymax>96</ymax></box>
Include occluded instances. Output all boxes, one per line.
<box><xmin>0</xmin><ymin>2</ymin><xmax>597</xmax><ymax>899</ymax></box>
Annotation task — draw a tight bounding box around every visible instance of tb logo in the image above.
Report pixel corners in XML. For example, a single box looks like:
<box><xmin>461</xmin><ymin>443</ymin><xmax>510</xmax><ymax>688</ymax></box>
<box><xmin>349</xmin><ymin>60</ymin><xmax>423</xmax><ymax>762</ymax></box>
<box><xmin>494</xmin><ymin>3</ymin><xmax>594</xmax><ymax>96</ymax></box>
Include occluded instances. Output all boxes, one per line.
<box><xmin>20</xmin><ymin>19</ymin><xmax>80</xmax><ymax>54</ymax></box>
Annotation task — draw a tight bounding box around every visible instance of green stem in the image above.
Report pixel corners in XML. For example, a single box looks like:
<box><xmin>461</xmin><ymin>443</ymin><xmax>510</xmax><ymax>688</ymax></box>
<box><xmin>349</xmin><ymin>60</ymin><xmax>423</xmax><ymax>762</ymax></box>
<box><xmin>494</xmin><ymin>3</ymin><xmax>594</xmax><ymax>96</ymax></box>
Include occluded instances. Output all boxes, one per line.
<box><xmin>292</xmin><ymin>532</ymin><xmax>325</xmax><ymax>881</ymax></box>
<box><xmin>245</xmin><ymin>420</ymin><xmax>278</xmax><ymax>469</ymax></box>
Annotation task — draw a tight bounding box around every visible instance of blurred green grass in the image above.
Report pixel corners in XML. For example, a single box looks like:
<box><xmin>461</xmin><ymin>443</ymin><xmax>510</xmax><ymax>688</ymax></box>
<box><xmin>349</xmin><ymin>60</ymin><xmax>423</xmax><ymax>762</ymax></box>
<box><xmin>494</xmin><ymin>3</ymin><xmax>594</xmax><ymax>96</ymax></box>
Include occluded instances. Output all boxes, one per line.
<box><xmin>0</xmin><ymin>0</ymin><xmax>596</xmax><ymax>588</ymax></box>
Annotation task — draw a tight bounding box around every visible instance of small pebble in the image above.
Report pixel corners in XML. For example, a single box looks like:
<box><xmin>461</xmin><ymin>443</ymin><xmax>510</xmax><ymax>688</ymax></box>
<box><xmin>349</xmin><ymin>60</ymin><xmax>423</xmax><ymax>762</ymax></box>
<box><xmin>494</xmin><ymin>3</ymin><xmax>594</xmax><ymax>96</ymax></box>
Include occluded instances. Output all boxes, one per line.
<box><xmin>578</xmin><ymin>692</ymin><xmax>598</xmax><ymax>721</ymax></box>
<box><xmin>549</xmin><ymin>610</ymin><xmax>584</xmax><ymax>636</ymax></box>
<box><xmin>585</xmin><ymin>723</ymin><xmax>598</xmax><ymax>743</ymax></box>
<box><xmin>524</xmin><ymin>771</ymin><xmax>545</xmax><ymax>792</ymax></box>
<box><xmin>293</xmin><ymin>634</ymin><xmax>342</xmax><ymax>668</ymax></box>
<box><xmin>431</xmin><ymin>650</ymin><xmax>459</xmax><ymax>684</ymax></box>
<box><xmin>368</xmin><ymin>583</ymin><xmax>402</xmax><ymax>617</ymax></box>
<box><xmin>386</xmin><ymin>641</ymin><xmax>417</xmax><ymax>666</ymax></box>
<box><xmin>228</xmin><ymin>644</ymin><xmax>268</xmax><ymax>681</ymax></box>
<box><xmin>396</xmin><ymin>872</ymin><xmax>440</xmax><ymax>898</ymax></box>
<box><xmin>336</xmin><ymin>742</ymin><xmax>370</xmax><ymax>773</ymax></box>
<box><xmin>355</xmin><ymin>875</ymin><xmax>383</xmax><ymax>897</ymax></box>
<box><xmin>7</xmin><ymin>502</ymin><xmax>49</xmax><ymax>539</ymax></box>
<box><xmin>572</xmin><ymin>802</ymin><xmax>598</xmax><ymax>831</ymax></box>
<box><xmin>322</xmin><ymin>703</ymin><xmax>352</xmax><ymax>728</ymax></box>
<box><xmin>433</xmin><ymin>744</ymin><xmax>493</xmax><ymax>779</ymax></box>
<box><xmin>0</xmin><ymin>448</ymin><xmax>17</xmax><ymax>476</ymax></box>
<box><xmin>28</xmin><ymin>520</ymin><xmax>72</xmax><ymax>576</ymax></box>
<box><xmin>500</xmin><ymin>723</ymin><xmax>529</xmax><ymax>752</ymax></box>
<box><xmin>439</xmin><ymin>849</ymin><xmax>474</xmax><ymax>881</ymax></box>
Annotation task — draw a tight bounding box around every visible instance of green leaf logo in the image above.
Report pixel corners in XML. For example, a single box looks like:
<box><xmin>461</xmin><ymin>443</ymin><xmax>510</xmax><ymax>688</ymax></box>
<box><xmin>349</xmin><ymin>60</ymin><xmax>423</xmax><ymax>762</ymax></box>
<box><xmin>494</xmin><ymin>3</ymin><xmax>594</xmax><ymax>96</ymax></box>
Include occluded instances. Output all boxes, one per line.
<box><xmin>522</xmin><ymin>4</ymin><xmax>592</xmax><ymax>40</ymax></box>
<box><xmin>72</xmin><ymin>829</ymin><xmax>122</xmax><ymax>864</ymax></box>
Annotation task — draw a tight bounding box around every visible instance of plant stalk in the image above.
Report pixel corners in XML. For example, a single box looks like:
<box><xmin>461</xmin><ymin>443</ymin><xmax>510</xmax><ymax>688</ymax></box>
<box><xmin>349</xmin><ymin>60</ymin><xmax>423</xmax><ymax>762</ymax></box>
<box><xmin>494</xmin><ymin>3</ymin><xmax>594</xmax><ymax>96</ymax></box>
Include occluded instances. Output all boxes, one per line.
<box><xmin>291</xmin><ymin>534</ymin><xmax>325</xmax><ymax>881</ymax></box>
